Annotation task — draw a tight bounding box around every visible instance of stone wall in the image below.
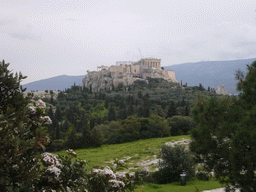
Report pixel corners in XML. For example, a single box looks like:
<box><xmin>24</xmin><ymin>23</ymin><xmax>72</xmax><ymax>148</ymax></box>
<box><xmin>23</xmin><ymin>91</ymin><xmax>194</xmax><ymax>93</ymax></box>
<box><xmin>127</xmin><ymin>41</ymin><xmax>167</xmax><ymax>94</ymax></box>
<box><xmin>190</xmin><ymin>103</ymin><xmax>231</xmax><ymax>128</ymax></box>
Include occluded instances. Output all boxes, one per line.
<box><xmin>167</xmin><ymin>70</ymin><xmax>177</xmax><ymax>82</ymax></box>
<box><xmin>130</xmin><ymin>65</ymin><xmax>141</xmax><ymax>74</ymax></box>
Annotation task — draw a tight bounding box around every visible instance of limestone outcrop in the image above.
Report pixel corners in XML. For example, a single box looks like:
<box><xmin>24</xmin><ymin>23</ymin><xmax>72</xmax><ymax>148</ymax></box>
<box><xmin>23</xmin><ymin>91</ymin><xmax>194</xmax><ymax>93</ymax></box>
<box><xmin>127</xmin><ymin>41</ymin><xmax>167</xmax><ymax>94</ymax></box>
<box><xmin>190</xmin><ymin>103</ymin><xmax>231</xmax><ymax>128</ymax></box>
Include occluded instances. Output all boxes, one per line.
<box><xmin>82</xmin><ymin>58</ymin><xmax>178</xmax><ymax>88</ymax></box>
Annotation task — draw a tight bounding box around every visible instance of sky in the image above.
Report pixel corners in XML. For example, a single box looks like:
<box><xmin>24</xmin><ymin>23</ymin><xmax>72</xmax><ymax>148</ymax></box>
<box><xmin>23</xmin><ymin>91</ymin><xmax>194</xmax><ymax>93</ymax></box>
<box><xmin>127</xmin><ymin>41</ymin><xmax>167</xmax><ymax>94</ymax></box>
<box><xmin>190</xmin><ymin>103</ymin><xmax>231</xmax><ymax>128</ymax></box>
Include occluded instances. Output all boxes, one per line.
<box><xmin>1</xmin><ymin>0</ymin><xmax>256</xmax><ymax>84</ymax></box>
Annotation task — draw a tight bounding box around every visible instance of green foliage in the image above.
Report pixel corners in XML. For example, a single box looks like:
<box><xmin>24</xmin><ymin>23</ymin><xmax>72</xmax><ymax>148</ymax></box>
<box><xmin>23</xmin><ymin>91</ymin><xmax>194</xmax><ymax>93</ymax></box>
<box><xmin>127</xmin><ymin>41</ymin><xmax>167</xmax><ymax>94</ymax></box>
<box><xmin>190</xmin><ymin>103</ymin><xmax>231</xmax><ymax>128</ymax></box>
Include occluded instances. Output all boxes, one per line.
<box><xmin>190</xmin><ymin>96</ymin><xmax>240</xmax><ymax>183</ymax></box>
<box><xmin>90</xmin><ymin>126</ymin><xmax>104</xmax><ymax>147</ymax></box>
<box><xmin>0</xmin><ymin>61</ymin><xmax>142</xmax><ymax>191</ymax></box>
<box><xmin>167</xmin><ymin>116</ymin><xmax>195</xmax><ymax>136</ymax></box>
<box><xmin>106</xmin><ymin>115</ymin><xmax>170</xmax><ymax>144</ymax></box>
<box><xmin>67</xmin><ymin>129</ymin><xmax>83</xmax><ymax>149</ymax></box>
<box><xmin>166</xmin><ymin>100</ymin><xmax>177</xmax><ymax>118</ymax></box>
<box><xmin>108</xmin><ymin>104</ymin><xmax>116</xmax><ymax>121</ymax></box>
<box><xmin>147</xmin><ymin>183</ymin><xmax>162</xmax><ymax>188</ymax></box>
<box><xmin>153</xmin><ymin>145</ymin><xmax>195</xmax><ymax>184</ymax></box>
<box><xmin>136</xmin><ymin>180</ymin><xmax>223</xmax><ymax>192</ymax></box>
<box><xmin>190</xmin><ymin>60</ymin><xmax>256</xmax><ymax>191</ymax></box>
<box><xmin>37</xmin><ymin>151</ymin><xmax>88</xmax><ymax>191</ymax></box>
<box><xmin>33</xmin><ymin>65</ymin><xmax>216</xmax><ymax>151</ymax></box>
<box><xmin>196</xmin><ymin>171</ymin><xmax>210</xmax><ymax>181</ymax></box>
<box><xmin>0</xmin><ymin>60</ymin><xmax>48</xmax><ymax>190</ymax></box>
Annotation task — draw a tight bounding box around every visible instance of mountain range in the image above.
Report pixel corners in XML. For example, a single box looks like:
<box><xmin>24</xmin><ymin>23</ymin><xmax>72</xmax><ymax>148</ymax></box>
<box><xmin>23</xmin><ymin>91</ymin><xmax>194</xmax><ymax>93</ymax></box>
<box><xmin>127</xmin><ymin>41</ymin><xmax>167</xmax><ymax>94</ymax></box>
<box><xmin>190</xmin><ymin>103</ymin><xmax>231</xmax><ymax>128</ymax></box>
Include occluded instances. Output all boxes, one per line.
<box><xmin>23</xmin><ymin>58</ymin><xmax>256</xmax><ymax>94</ymax></box>
<box><xmin>22</xmin><ymin>75</ymin><xmax>84</xmax><ymax>92</ymax></box>
<box><xmin>164</xmin><ymin>58</ymin><xmax>256</xmax><ymax>94</ymax></box>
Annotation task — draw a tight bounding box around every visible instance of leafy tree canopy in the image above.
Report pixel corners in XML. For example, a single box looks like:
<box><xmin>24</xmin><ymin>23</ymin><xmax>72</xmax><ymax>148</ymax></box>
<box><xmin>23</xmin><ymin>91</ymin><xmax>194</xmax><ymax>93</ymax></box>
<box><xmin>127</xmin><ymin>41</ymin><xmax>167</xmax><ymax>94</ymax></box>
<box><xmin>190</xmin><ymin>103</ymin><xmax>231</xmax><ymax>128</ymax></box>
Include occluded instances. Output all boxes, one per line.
<box><xmin>190</xmin><ymin>60</ymin><xmax>256</xmax><ymax>191</ymax></box>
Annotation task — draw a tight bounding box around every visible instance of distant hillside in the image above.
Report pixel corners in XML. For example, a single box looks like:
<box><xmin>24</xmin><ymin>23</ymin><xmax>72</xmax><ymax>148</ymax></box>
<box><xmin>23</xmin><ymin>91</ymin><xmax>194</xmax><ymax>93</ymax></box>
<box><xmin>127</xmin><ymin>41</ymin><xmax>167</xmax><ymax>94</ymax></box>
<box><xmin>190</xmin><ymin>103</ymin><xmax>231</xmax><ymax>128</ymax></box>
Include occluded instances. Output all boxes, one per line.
<box><xmin>164</xmin><ymin>58</ymin><xmax>256</xmax><ymax>94</ymax></box>
<box><xmin>23</xmin><ymin>75</ymin><xmax>84</xmax><ymax>92</ymax></box>
<box><xmin>23</xmin><ymin>58</ymin><xmax>256</xmax><ymax>94</ymax></box>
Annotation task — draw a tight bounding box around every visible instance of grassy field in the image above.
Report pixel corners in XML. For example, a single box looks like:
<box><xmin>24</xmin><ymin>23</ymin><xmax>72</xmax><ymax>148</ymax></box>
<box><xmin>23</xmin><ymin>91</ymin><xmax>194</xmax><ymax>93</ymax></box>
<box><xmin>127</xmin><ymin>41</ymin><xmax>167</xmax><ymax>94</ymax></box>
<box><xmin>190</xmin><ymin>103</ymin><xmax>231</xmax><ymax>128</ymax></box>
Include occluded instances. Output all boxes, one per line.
<box><xmin>135</xmin><ymin>180</ymin><xmax>224</xmax><ymax>192</ymax></box>
<box><xmin>56</xmin><ymin>135</ymin><xmax>224</xmax><ymax>191</ymax></box>
<box><xmin>57</xmin><ymin>135</ymin><xmax>191</xmax><ymax>171</ymax></box>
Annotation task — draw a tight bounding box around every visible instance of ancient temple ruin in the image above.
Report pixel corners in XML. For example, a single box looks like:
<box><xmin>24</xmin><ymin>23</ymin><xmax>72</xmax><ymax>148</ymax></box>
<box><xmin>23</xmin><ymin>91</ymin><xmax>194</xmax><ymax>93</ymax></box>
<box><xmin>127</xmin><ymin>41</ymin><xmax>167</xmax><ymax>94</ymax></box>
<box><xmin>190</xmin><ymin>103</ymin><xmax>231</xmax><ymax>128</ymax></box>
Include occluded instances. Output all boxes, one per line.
<box><xmin>82</xmin><ymin>58</ymin><xmax>178</xmax><ymax>88</ymax></box>
<box><xmin>216</xmin><ymin>85</ymin><xmax>228</xmax><ymax>95</ymax></box>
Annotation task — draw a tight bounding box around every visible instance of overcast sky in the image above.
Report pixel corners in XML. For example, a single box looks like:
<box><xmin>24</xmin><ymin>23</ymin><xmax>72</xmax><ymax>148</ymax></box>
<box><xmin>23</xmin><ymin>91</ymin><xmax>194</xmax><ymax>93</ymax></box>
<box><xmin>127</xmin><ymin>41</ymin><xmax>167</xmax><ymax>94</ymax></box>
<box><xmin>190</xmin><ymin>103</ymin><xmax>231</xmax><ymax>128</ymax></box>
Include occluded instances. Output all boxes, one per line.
<box><xmin>1</xmin><ymin>0</ymin><xmax>256</xmax><ymax>84</ymax></box>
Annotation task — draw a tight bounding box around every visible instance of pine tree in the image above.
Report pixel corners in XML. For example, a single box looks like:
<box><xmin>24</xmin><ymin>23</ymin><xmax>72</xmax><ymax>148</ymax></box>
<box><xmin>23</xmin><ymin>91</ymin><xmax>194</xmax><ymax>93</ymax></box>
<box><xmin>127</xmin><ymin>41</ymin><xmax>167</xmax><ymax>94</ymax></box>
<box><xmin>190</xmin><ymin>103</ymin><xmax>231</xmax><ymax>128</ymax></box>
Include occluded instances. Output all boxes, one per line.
<box><xmin>89</xmin><ymin>84</ymin><xmax>92</xmax><ymax>94</ymax></box>
<box><xmin>55</xmin><ymin>106</ymin><xmax>62</xmax><ymax>121</ymax></box>
<box><xmin>138</xmin><ymin>90</ymin><xmax>143</xmax><ymax>98</ymax></box>
<box><xmin>48</xmin><ymin>106</ymin><xmax>54</xmax><ymax>119</ymax></box>
<box><xmin>108</xmin><ymin>104</ymin><xmax>116</xmax><ymax>121</ymax></box>
<box><xmin>166</xmin><ymin>101</ymin><xmax>176</xmax><ymax>118</ymax></box>
<box><xmin>138</xmin><ymin>106</ymin><xmax>144</xmax><ymax>117</ymax></box>
<box><xmin>127</xmin><ymin>103</ymin><xmax>134</xmax><ymax>116</ymax></box>
<box><xmin>185</xmin><ymin>105</ymin><xmax>189</xmax><ymax>116</ymax></box>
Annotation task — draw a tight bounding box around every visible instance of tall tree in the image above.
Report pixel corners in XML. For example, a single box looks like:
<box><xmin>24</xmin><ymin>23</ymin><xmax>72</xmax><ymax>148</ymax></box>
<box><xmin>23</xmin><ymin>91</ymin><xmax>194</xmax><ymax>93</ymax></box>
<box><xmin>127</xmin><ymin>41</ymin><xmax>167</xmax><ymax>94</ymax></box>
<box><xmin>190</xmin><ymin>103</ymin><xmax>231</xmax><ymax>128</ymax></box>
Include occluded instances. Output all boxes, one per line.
<box><xmin>127</xmin><ymin>103</ymin><xmax>134</xmax><ymax>116</ymax></box>
<box><xmin>108</xmin><ymin>104</ymin><xmax>116</xmax><ymax>121</ymax></box>
<box><xmin>190</xmin><ymin>60</ymin><xmax>256</xmax><ymax>191</ymax></box>
<box><xmin>166</xmin><ymin>101</ymin><xmax>176</xmax><ymax>118</ymax></box>
<box><xmin>0</xmin><ymin>60</ymin><xmax>49</xmax><ymax>190</ymax></box>
<box><xmin>55</xmin><ymin>106</ymin><xmax>62</xmax><ymax>121</ymax></box>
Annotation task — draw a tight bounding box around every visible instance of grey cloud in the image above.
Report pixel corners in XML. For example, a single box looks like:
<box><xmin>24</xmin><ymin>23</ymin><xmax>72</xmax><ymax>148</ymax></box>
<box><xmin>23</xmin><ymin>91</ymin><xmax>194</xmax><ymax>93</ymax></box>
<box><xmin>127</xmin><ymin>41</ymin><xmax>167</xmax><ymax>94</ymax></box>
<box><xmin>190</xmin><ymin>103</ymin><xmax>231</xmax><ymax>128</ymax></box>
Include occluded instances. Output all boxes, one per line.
<box><xmin>8</xmin><ymin>32</ymin><xmax>39</xmax><ymax>41</ymax></box>
<box><xmin>233</xmin><ymin>40</ymin><xmax>256</xmax><ymax>48</ymax></box>
<box><xmin>0</xmin><ymin>18</ymin><xmax>15</xmax><ymax>27</ymax></box>
<box><xmin>187</xmin><ymin>41</ymin><xmax>207</xmax><ymax>50</ymax></box>
<box><xmin>66</xmin><ymin>18</ymin><xmax>80</xmax><ymax>21</ymax></box>
<box><xmin>217</xmin><ymin>50</ymin><xmax>256</xmax><ymax>61</ymax></box>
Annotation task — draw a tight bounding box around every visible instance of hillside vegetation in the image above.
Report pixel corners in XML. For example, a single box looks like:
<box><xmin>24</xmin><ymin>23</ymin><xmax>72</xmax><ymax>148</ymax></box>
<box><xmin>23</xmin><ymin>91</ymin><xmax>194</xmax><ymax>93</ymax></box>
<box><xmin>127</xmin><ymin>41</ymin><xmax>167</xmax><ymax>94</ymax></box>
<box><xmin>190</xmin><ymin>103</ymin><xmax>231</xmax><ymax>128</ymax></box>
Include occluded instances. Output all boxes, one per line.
<box><xmin>5</xmin><ymin>58</ymin><xmax>256</xmax><ymax>191</ymax></box>
<box><xmin>39</xmin><ymin>78</ymin><xmax>223</xmax><ymax>151</ymax></box>
<box><xmin>56</xmin><ymin>135</ymin><xmax>224</xmax><ymax>192</ymax></box>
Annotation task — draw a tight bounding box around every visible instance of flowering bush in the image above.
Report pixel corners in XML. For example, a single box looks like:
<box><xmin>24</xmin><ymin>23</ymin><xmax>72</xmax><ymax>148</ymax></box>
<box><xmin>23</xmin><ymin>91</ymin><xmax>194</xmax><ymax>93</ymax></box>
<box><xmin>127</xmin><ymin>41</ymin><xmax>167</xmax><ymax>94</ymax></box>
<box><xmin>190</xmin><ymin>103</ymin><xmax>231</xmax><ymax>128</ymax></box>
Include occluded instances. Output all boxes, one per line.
<box><xmin>0</xmin><ymin>61</ymin><xmax>140</xmax><ymax>191</ymax></box>
<box><xmin>36</xmin><ymin>150</ymin><xmax>88</xmax><ymax>191</ymax></box>
<box><xmin>0</xmin><ymin>60</ymin><xmax>49</xmax><ymax>190</ymax></box>
<box><xmin>86</xmin><ymin>158</ymin><xmax>138</xmax><ymax>192</ymax></box>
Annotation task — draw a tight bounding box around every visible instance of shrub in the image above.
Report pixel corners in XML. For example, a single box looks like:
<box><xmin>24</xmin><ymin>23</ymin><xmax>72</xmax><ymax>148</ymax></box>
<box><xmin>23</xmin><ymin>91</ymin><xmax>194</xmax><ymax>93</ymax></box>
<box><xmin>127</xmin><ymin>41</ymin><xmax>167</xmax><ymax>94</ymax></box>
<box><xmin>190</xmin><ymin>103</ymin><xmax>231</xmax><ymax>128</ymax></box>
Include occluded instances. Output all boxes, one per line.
<box><xmin>153</xmin><ymin>144</ymin><xmax>195</xmax><ymax>184</ymax></box>
<box><xmin>167</xmin><ymin>116</ymin><xmax>195</xmax><ymax>136</ymax></box>
<box><xmin>196</xmin><ymin>171</ymin><xmax>210</xmax><ymax>181</ymax></box>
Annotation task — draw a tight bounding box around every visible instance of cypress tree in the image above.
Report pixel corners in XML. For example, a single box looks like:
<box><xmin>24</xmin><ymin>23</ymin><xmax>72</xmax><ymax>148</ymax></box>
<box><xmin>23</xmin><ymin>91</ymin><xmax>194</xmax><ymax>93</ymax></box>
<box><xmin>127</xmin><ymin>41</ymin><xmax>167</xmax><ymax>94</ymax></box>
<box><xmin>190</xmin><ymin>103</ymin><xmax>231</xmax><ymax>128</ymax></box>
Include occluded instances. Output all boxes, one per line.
<box><xmin>166</xmin><ymin>101</ymin><xmax>177</xmax><ymax>118</ymax></box>
<box><xmin>108</xmin><ymin>104</ymin><xmax>116</xmax><ymax>121</ymax></box>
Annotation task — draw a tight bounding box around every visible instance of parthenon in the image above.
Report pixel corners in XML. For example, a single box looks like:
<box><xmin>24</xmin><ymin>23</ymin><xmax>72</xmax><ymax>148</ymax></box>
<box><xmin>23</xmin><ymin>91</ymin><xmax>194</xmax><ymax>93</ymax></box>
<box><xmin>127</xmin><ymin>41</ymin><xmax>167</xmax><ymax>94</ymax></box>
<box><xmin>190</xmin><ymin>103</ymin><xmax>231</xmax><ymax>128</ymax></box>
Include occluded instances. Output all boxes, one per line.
<box><xmin>83</xmin><ymin>57</ymin><xmax>177</xmax><ymax>88</ymax></box>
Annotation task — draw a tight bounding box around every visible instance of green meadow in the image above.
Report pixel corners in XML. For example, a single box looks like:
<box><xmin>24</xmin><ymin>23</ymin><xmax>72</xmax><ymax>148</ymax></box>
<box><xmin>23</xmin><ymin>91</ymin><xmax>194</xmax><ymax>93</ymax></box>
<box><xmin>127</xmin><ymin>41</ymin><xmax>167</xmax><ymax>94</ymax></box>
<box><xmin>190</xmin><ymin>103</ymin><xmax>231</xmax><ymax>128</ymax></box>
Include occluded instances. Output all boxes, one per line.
<box><xmin>135</xmin><ymin>180</ymin><xmax>223</xmax><ymax>192</ymax></box>
<box><xmin>56</xmin><ymin>135</ymin><xmax>224</xmax><ymax>191</ymax></box>
<box><xmin>57</xmin><ymin>135</ymin><xmax>190</xmax><ymax>171</ymax></box>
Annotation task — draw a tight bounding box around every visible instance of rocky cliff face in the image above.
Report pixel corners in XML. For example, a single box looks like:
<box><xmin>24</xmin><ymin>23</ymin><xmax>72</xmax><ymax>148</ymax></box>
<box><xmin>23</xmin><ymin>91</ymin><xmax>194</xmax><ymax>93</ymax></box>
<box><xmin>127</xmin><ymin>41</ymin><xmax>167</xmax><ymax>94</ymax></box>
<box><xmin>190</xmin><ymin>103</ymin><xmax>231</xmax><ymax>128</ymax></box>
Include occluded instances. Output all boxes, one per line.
<box><xmin>82</xmin><ymin>64</ymin><xmax>177</xmax><ymax>89</ymax></box>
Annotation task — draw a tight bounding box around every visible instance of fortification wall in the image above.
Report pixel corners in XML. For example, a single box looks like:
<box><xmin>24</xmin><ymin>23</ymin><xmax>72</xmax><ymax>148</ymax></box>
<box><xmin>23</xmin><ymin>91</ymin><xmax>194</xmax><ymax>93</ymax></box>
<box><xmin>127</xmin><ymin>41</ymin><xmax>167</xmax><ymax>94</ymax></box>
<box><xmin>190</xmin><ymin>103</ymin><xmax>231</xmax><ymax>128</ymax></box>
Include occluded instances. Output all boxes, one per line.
<box><xmin>167</xmin><ymin>70</ymin><xmax>177</xmax><ymax>82</ymax></box>
<box><xmin>142</xmin><ymin>72</ymin><xmax>152</xmax><ymax>79</ymax></box>
<box><xmin>130</xmin><ymin>65</ymin><xmax>141</xmax><ymax>74</ymax></box>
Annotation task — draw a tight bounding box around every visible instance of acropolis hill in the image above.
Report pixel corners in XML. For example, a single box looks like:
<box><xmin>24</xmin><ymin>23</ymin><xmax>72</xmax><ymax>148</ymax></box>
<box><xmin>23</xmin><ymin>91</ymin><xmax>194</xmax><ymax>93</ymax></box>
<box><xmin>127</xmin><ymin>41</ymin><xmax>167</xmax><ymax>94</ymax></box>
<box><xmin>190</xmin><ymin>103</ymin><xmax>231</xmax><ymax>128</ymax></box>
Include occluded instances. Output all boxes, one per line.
<box><xmin>82</xmin><ymin>58</ymin><xmax>178</xmax><ymax>88</ymax></box>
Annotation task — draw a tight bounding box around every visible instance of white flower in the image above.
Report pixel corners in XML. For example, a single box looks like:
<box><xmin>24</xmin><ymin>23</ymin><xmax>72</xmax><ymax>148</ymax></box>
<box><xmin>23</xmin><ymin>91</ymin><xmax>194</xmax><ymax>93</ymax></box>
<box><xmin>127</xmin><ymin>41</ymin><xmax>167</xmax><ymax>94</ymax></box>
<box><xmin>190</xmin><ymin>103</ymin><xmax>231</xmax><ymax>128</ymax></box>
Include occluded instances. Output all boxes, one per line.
<box><xmin>41</xmin><ymin>152</ymin><xmax>63</xmax><ymax>168</ymax></box>
<box><xmin>118</xmin><ymin>160</ymin><xmax>124</xmax><ymax>165</ymax></box>
<box><xmin>29</xmin><ymin>106</ymin><xmax>36</xmax><ymax>114</ymax></box>
<box><xmin>45</xmin><ymin>136</ymin><xmax>50</xmax><ymax>143</ymax></box>
<box><xmin>129</xmin><ymin>172</ymin><xmax>135</xmax><ymax>179</ymax></box>
<box><xmin>103</xmin><ymin>166</ymin><xmax>116</xmax><ymax>179</ymax></box>
<box><xmin>109</xmin><ymin>180</ymin><xmax>125</xmax><ymax>188</ymax></box>
<box><xmin>36</xmin><ymin>99</ymin><xmax>46</xmax><ymax>108</ymax></box>
<box><xmin>115</xmin><ymin>173</ymin><xmax>126</xmax><ymax>180</ymax></box>
<box><xmin>41</xmin><ymin>116</ymin><xmax>52</xmax><ymax>124</ymax></box>
<box><xmin>14</xmin><ymin>128</ymin><xmax>18</xmax><ymax>134</ymax></box>
<box><xmin>66</xmin><ymin>149</ymin><xmax>76</xmax><ymax>155</ymax></box>
<box><xmin>12</xmin><ymin>164</ymin><xmax>18</xmax><ymax>169</ymax></box>
<box><xmin>47</xmin><ymin>165</ymin><xmax>61</xmax><ymax>179</ymax></box>
<box><xmin>66</xmin><ymin>186</ymin><xmax>72</xmax><ymax>192</ymax></box>
<box><xmin>92</xmin><ymin>166</ymin><xmax>116</xmax><ymax>179</ymax></box>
